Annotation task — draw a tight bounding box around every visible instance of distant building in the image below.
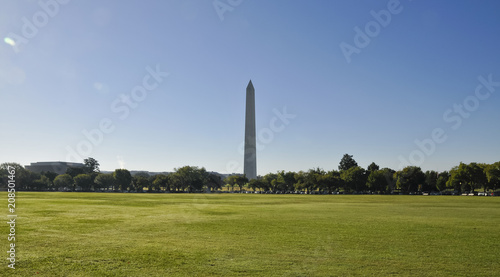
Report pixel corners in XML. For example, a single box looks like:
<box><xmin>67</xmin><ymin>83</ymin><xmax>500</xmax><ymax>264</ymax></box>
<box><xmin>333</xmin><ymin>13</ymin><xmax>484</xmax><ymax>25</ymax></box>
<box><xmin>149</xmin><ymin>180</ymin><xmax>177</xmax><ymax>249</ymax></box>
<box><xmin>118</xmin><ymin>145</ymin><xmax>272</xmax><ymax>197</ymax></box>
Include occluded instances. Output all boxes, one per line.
<box><xmin>25</xmin><ymin>161</ymin><xmax>84</xmax><ymax>175</ymax></box>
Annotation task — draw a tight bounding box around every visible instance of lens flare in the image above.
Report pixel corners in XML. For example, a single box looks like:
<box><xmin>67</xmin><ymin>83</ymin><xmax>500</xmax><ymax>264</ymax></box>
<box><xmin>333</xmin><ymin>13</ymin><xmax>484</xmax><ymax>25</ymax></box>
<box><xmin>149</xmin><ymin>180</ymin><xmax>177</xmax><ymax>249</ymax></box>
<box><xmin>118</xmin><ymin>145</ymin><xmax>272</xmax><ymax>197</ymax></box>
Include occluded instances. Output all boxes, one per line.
<box><xmin>4</xmin><ymin>37</ymin><xmax>16</xmax><ymax>46</ymax></box>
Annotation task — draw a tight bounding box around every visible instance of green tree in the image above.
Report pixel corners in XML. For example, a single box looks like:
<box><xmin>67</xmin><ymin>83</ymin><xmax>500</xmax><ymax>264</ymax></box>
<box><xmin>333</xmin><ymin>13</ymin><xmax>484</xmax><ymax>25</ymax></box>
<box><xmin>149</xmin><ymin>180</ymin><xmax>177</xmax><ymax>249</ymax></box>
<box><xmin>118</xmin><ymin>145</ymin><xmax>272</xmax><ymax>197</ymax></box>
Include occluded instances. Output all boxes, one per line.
<box><xmin>277</xmin><ymin>171</ymin><xmax>297</xmax><ymax>192</ymax></box>
<box><xmin>248</xmin><ymin>178</ymin><xmax>266</xmax><ymax>191</ymax></box>
<box><xmin>299</xmin><ymin>168</ymin><xmax>324</xmax><ymax>193</ymax></box>
<box><xmin>84</xmin><ymin>157</ymin><xmax>100</xmax><ymax>174</ymax></box>
<box><xmin>424</xmin><ymin>170</ymin><xmax>438</xmax><ymax>192</ymax></box>
<box><xmin>153</xmin><ymin>174</ymin><xmax>171</xmax><ymax>192</ymax></box>
<box><xmin>0</xmin><ymin>167</ymin><xmax>6</xmax><ymax>188</ymax></box>
<box><xmin>224</xmin><ymin>175</ymin><xmax>238</xmax><ymax>191</ymax></box>
<box><xmin>206</xmin><ymin>173</ymin><xmax>223</xmax><ymax>192</ymax></box>
<box><xmin>263</xmin><ymin>173</ymin><xmax>279</xmax><ymax>192</ymax></box>
<box><xmin>447</xmin><ymin>163</ymin><xmax>486</xmax><ymax>193</ymax></box>
<box><xmin>41</xmin><ymin>171</ymin><xmax>58</xmax><ymax>184</ymax></box>
<box><xmin>366</xmin><ymin>170</ymin><xmax>387</xmax><ymax>193</ymax></box>
<box><xmin>381</xmin><ymin>168</ymin><xmax>396</xmax><ymax>193</ymax></box>
<box><xmin>339</xmin><ymin>154</ymin><xmax>358</xmax><ymax>171</ymax></box>
<box><xmin>1</xmin><ymin>163</ymin><xmax>30</xmax><ymax>190</ymax></box>
<box><xmin>33</xmin><ymin>175</ymin><xmax>51</xmax><ymax>191</ymax></box>
<box><xmin>173</xmin><ymin>166</ymin><xmax>207</xmax><ymax>192</ymax></box>
<box><xmin>133</xmin><ymin>176</ymin><xmax>149</xmax><ymax>192</ymax></box>
<box><xmin>133</xmin><ymin>173</ymin><xmax>155</xmax><ymax>192</ymax></box>
<box><xmin>436</xmin><ymin>171</ymin><xmax>449</xmax><ymax>192</ymax></box>
<box><xmin>317</xmin><ymin>170</ymin><xmax>342</xmax><ymax>193</ymax></box>
<box><xmin>330</xmin><ymin>170</ymin><xmax>343</xmax><ymax>193</ymax></box>
<box><xmin>341</xmin><ymin>166</ymin><xmax>366</xmax><ymax>192</ymax></box>
<box><xmin>113</xmin><ymin>169</ymin><xmax>132</xmax><ymax>191</ymax></box>
<box><xmin>74</xmin><ymin>174</ymin><xmax>93</xmax><ymax>191</ymax></box>
<box><xmin>367</xmin><ymin>162</ymin><xmax>380</xmax><ymax>173</ymax></box>
<box><xmin>235</xmin><ymin>175</ymin><xmax>249</xmax><ymax>191</ymax></box>
<box><xmin>54</xmin><ymin>174</ymin><xmax>73</xmax><ymax>191</ymax></box>
<box><xmin>465</xmin><ymin>163</ymin><xmax>487</xmax><ymax>193</ymax></box>
<box><xmin>94</xmin><ymin>173</ymin><xmax>115</xmax><ymax>191</ymax></box>
<box><xmin>24</xmin><ymin>171</ymin><xmax>41</xmax><ymax>191</ymax></box>
<box><xmin>148</xmin><ymin>175</ymin><xmax>158</xmax><ymax>190</ymax></box>
<box><xmin>168</xmin><ymin>172</ymin><xmax>180</xmax><ymax>191</ymax></box>
<box><xmin>447</xmin><ymin>165</ymin><xmax>464</xmax><ymax>193</ymax></box>
<box><xmin>394</xmin><ymin>166</ymin><xmax>425</xmax><ymax>193</ymax></box>
<box><xmin>66</xmin><ymin>166</ymin><xmax>85</xmax><ymax>178</ymax></box>
<box><xmin>484</xmin><ymin>161</ymin><xmax>500</xmax><ymax>192</ymax></box>
<box><xmin>293</xmin><ymin>171</ymin><xmax>307</xmax><ymax>192</ymax></box>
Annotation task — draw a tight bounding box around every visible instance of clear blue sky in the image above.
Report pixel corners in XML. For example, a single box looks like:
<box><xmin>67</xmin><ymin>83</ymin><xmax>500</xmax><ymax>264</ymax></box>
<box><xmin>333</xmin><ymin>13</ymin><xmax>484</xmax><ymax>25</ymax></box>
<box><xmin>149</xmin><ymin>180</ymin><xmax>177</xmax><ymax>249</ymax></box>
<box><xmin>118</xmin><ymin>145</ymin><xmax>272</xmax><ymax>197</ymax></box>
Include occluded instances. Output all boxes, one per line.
<box><xmin>1</xmin><ymin>0</ymin><xmax>500</xmax><ymax>174</ymax></box>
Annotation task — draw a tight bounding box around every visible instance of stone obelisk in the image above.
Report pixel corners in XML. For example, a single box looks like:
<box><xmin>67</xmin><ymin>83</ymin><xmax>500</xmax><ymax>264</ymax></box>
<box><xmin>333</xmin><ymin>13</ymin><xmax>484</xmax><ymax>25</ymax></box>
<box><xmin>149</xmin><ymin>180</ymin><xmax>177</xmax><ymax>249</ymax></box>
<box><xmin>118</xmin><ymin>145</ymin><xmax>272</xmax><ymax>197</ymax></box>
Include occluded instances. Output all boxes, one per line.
<box><xmin>244</xmin><ymin>80</ymin><xmax>257</xmax><ymax>179</ymax></box>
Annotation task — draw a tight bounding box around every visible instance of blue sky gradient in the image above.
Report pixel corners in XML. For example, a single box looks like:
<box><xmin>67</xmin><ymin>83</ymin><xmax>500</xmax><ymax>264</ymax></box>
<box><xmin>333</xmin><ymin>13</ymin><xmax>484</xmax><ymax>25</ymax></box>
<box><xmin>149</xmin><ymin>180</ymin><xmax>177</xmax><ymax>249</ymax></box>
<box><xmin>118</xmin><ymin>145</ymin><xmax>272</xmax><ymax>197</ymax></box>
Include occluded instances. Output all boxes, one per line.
<box><xmin>1</xmin><ymin>0</ymin><xmax>500</xmax><ymax>174</ymax></box>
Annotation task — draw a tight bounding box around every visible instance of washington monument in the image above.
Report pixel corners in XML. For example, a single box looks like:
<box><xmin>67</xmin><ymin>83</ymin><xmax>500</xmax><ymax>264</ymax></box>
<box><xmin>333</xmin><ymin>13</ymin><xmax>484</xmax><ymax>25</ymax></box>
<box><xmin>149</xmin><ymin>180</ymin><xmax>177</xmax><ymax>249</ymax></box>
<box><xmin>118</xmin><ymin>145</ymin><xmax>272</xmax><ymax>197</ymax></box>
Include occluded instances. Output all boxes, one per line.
<box><xmin>244</xmin><ymin>80</ymin><xmax>257</xmax><ymax>179</ymax></box>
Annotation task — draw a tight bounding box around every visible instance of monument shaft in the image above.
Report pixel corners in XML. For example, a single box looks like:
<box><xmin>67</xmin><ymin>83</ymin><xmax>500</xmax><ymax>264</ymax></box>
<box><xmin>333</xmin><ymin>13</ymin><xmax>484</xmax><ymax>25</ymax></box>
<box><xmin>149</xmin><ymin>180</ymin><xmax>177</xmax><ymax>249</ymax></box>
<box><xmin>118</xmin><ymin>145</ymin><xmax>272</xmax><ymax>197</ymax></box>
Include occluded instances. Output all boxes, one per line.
<box><xmin>244</xmin><ymin>80</ymin><xmax>257</xmax><ymax>179</ymax></box>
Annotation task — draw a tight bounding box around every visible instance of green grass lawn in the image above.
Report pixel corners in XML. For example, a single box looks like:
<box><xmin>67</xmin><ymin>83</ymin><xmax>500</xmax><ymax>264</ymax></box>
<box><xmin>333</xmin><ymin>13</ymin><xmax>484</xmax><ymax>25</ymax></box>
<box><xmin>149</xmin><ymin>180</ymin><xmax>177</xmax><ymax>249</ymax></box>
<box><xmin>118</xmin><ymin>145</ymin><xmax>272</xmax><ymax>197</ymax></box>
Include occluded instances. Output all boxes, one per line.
<box><xmin>1</xmin><ymin>192</ymin><xmax>499</xmax><ymax>276</ymax></box>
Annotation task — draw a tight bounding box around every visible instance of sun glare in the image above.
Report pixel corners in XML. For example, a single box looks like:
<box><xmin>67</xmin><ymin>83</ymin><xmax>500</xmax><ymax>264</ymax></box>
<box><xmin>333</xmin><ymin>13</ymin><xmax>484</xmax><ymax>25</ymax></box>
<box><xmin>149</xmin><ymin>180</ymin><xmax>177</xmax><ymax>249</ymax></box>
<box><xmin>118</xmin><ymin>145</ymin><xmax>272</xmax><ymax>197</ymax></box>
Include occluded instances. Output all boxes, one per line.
<box><xmin>4</xmin><ymin>37</ymin><xmax>16</xmax><ymax>47</ymax></box>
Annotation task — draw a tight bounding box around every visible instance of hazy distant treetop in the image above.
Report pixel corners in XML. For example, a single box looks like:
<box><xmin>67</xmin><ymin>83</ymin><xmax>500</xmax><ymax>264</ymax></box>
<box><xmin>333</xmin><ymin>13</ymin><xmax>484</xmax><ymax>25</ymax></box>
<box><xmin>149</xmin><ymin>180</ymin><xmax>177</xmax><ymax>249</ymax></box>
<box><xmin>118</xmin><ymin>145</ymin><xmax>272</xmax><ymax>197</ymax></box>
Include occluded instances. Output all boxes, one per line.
<box><xmin>339</xmin><ymin>154</ymin><xmax>358</xmax><ymax>171</ymax></box>
<box><xmin>134</xmin><ymin>171</ymin><xmax>150</xmax><ymax>178</ymax></box>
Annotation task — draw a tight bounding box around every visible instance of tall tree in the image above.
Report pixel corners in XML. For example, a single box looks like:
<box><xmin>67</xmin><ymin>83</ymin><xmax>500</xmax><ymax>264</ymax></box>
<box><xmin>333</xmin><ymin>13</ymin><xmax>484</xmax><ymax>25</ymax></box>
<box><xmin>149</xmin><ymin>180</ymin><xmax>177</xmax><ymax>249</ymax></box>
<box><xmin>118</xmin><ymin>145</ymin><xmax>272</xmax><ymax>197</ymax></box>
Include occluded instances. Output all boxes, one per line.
<box><xmin>446</xmin><ymin>165</ymin><xmax>464</xmax><ymax>193</ymax></box>
<box><xmin>84</xmin><ymin>157</ymin><xmax>100</xmax><ymax>173</ymax></box>
<box><xmin>424</xmin><ymin>171</ymin><xmax>438</xmax><ymax>192</ymax></box>
<box><xmin>465</xmin><ymin>163</ymin><xmax>487</xmax><ymax>193</ymax></box>
<box><xmin>263</xmin><ymin>173</ymin><xmax>279</xmax><ymax>192</ymax></box>
<box><xmin>366</xmin><ymin>170</ymin><xmax>387</xmax><ymax>193</ymax></box>
<box><xmin>367</xmin><ymin>162</ymin><xmax>380</xmax><ymax>173</ymax></box>
<box><xmin>339</xmin><ymin>154</ymin><xmax>358</xmax><ymax>171</ymax></box>
<box><xmin>235</xmin><ymin>175</ymin><xmax>249</xmax><ymax>191</ymax></box>
<box><xmin>113</xmin><ymin>169</ymin><xmax>132</xmax><ymax>191</ymax></box>
<box><xmin>394</xmin><ymin>166</ymin><xmax>425</xmax><ymax>193</ymax></box>
<box><xmin>277</xmin><ymin>171</ymin><xmax>297</xmax><ymax>193</ymax></box>
<box><xmin>381</xmin><ymin>168</ymin><xmax>396</xmax><ymax>193</ymax></box>
<box><xmin>436</xmin><ymin>171</ymin><xmax>449</xmax><ymax>192</ymax></box>
<box><xmin>484</xmin><ymin>161</ymin><xmax>500</xmax><ymax>192</ymax></box>
<box><xmin>293</xmin><ymin>171</ymin><xmax>306</xmax><ymax>192</ymax></box>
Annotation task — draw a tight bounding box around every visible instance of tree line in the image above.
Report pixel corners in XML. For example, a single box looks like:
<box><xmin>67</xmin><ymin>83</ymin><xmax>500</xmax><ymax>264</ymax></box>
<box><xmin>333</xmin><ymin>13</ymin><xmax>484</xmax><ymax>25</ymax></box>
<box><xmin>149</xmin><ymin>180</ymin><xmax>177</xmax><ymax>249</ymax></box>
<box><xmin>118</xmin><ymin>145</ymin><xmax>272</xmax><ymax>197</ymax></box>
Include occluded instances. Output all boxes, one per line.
<box><xmin>0</xmin><ymin>158</ymin><xmax>224</xmax><ymax>193</ymax></box>
<box><xmin>1</xmin><ymin>155</ymin><xmax>499</xmax><ymax>194</ymax></box>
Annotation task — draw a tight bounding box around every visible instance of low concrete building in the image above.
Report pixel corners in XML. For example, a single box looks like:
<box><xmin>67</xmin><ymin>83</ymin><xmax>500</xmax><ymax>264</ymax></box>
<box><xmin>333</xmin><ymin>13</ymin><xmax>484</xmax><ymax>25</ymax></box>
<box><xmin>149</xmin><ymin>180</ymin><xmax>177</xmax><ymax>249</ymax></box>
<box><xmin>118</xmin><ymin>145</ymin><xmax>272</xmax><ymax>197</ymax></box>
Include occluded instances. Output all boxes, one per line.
<box><xmin>25</xmin><ymin>161</ymin><xmax>84</xmax><ymax>175</ymax></box>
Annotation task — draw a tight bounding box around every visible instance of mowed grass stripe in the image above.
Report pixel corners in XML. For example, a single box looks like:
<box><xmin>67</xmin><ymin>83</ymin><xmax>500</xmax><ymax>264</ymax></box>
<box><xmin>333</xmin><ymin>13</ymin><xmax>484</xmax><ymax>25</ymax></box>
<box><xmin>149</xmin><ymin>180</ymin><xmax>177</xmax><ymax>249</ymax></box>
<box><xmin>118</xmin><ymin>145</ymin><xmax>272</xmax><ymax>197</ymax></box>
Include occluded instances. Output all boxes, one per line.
<box><xmin>1</xmin><ymin>192</ymin><xmax>499</xmax><ymax>276</ymax></box>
